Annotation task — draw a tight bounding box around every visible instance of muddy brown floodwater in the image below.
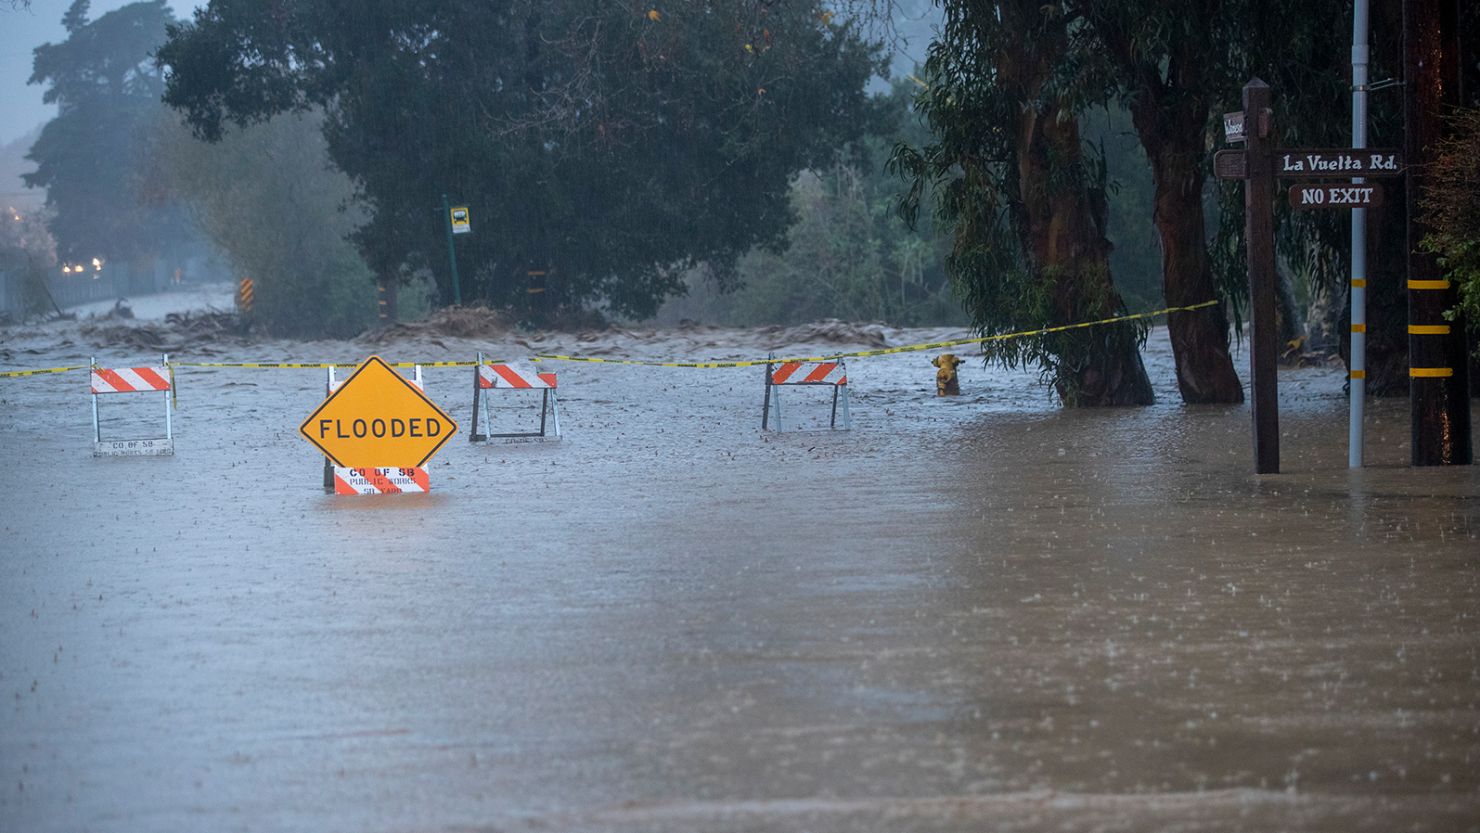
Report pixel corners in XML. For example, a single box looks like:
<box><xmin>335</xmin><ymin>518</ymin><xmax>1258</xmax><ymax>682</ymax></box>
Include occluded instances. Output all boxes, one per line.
<box><xmin>1</xmin><ymin>318</ymin><xmax>1478</xmax><ymax>833</ymax></box>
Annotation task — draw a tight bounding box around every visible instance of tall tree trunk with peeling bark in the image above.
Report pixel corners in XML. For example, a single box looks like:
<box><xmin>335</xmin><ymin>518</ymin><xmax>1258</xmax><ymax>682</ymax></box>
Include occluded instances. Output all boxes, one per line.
<box><xmin>1015</xmin><ymin>96</ymin><xmax>1155</xmax><ymax>405</ymax></box>
<box><xmin>894</xmin><ymin>0</ymin><xmax>1154</xmax><ymax>406</ymax></box>
<box><xmin>1091</xmin><ymin>3</ymin><xmax>1245</xmax><ymax>404</ymax></box>
<box><xmin>1133</xmin><ymin>108</ymin><xmax>1245</xmax><ymax>403</ymax></box>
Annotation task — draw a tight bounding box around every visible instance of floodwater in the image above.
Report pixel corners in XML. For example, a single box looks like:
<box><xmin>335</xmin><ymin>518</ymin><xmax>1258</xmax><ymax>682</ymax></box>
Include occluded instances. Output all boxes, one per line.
<box><xmin>1</xmin><ymin>314</ymin><xmax>1478</xmax><ymax>833</ymax></box>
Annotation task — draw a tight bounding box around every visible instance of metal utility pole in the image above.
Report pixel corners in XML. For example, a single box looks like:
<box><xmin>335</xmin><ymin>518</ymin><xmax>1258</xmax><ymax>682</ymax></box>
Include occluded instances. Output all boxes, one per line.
<box><xmin>441</xmin><ymin>193</ymin><xmax>463</xmax><ymax>306</ymax></box>
<box><xmin>1403</xmin><ymin>0</ymin><xmax>1472</xmax><ymax>465</ymax></box>
<box><xmin>1348</xmin><ymin>0</ymin><xmax>1370</xmax><ymax>468</ymax></box>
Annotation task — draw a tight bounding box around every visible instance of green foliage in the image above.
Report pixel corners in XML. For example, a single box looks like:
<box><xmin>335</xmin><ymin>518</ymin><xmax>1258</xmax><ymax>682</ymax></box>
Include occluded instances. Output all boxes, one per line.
<box><xmin>1199</xmin><ymin>0</ymin><xmax>1354</xmax><ymax>328</ymax></box>
<box><xmin>0</xmin><ymin>207</ymin><xmax>58</xmax><ymax>317</ymax></box>
<box><xmin>0</xmin><ymin>205</ymin><xmax>53</xmax><ymax>262</ymax></box>
<box><xmin>1082</xmin><ymin>107</ymin><xmax>1161</xmax><ymax>312</ymax></box>
<box><xmin>1419</xmin><ymin>107</ymin><xmax>1480</xmax><ymax>345</ymax></box>
<box><xmin>890</xmin><ymin>1</ymin><xmax>1148</xmax><ymax>398</ymax></box>
<box><xmin>726</xmin><ymin>166</ymin><xmax>889</xmax><ymax>325</ymax></box>
<box><xmin>664</xmin><ymin>83</ymin><xmax>961</xmax><ymax>327</ymax></box>
<box><xmin>157</xmin><ymin>0</ymin><xmax>883</xmax><ymax>323</ymax></box>
<box><xmin>156</xmin><ymin>111</ymin><xmax>376</xmax><ymax>338</ymax></box>
<box><xmin>24</xmin><ymin>1</ymin><xmax>192</xmax><ymax>266</ymax></box>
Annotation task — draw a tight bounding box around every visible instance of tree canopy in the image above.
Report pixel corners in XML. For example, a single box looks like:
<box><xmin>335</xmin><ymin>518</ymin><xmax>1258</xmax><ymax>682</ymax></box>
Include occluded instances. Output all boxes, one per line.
<box><xmin>1419</xmin><ymin>107</ymin><xmax>1480</xmax><ymax>354</ymax></box>
<box><xmin>156</xmin><ymin>110</ymin><xmax>382</xmax><ymax>338</ymax></box>
<box><xmin>157</xmin><ymin>0</ymin><xmax>884</xmax><ymax>321</ymax></box>
<box><xmin>25</xmin><ymin>0</ymin><xmax>190</xmax><ymax>267</ymax></box>
<box><xmin>892</xmin><ymin>0</ymin><xmax>1154</xmax><ymax>405</ymax></box>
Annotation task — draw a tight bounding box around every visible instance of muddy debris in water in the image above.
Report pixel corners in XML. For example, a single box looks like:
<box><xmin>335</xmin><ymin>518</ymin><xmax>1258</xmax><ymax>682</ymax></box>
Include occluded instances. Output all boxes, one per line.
<box><xmin>76</xmin><ymin>310</ymin><xmax>242</xmax><ymax>352</ymax></box>
<box><xmin>356</xmin><ymin>306</ymin><xmax>516</xmax><ymax>345</ymax></box>
<box><xmin>760</xmin><ymin>318</ymin><xmax>893</xmax><ymax>349</ymax></box>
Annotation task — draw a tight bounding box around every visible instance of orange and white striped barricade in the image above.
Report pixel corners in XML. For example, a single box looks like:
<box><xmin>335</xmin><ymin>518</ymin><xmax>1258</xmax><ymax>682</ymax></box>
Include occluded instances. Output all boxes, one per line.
<box><xmin>469</xmin><ymin>352</ymin><xmax>561</xmax><ymax>442</ymax></box>
<box><xmin>90</xmin><ymin>354</ymin><xmax>174</xmax><ymax>456</ymax></box>
<box><xmin>762</xmin><ymin>355</ymin><xmax>851</xmax><ymax>431</ymax></box>
<box><xmin>330</xmin><ymin>466</ymin><xmax>430</xmax><ymax>496</ymax></box>
<box><xmin>321</xmin><ymin>363</ymin><xmax>431</xmax><ymax>494</ymax></box>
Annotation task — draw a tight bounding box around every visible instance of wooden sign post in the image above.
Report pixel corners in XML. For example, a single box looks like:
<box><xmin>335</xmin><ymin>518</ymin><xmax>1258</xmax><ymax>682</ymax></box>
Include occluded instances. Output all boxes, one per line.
<box><xmin>1216</xmin><ymin>81</ymin><xmax>1417</xmax><ymax>475</ymax></box>
<box><xmin>1215</xmin><ymin>85</ymin><xmax>1280</xmax><ymax>474</ymax></box>
<box><xmin>1241</xmin><ymin>80</ymin><xmax>1281</xmax><ymax>474</ymax></box>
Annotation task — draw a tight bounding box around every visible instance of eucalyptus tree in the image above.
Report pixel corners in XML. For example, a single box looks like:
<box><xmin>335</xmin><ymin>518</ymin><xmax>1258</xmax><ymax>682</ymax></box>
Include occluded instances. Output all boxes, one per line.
<box><xmin>157</xmin><ymin>0</ymin><xmax>882</xmax><ymax>321</ymax></box>
<box><xmin>25</xmin><ymin>0</ymin><xmax>190</xmax><ymax>268</ymax></box>
<box><xmin>1076</xmin><ymin>0</ymin><xmax>1251</xmax><ymax>403</ymax></box>
<box><xmin>893</xmin><ymin>0</ymin><xmax>1155</xmax><ymax>406</ymax></box>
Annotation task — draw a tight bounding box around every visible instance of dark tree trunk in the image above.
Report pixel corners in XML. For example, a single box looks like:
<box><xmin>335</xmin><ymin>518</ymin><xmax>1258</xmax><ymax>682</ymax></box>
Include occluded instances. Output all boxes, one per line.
<box><xmin>1016</xmin><ymin>101</ymin><xmax>1156</xmax><ymax>406</ymax></box>
<box><xmin>1086</xmin><ymin>7</ymin><xmax>1245</xmax><ymax>404</ymax></box>
<box><xmin>1349</xmin><ymin>193</ymin><xmax>1411</xmax><ymax>395</ymax></box>
<box><xmin>1138</xmin><ymin>128</ymin><xmax>1245</xmax><ymax>403</ymax></box>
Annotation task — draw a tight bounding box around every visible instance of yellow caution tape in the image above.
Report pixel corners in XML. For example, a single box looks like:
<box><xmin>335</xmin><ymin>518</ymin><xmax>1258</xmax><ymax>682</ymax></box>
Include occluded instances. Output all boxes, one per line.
<box><xmin>167</xmin><ymin>360</ymin><xmax>485</xmax><ymax>369</ymax></box>
<box><xmin>537</xmin><ymin>300</ymin><xmax>1221</xmax><ymax>368</ymax></box>
<box><xmin>0</xmin><ymin>365</ymin><xmax>88</xmax><ymax>378</ymax></box>
<box><xmin>169</xmin><ymin>361</ymin><xmax>357</xmax><ymax>369</ymax></box>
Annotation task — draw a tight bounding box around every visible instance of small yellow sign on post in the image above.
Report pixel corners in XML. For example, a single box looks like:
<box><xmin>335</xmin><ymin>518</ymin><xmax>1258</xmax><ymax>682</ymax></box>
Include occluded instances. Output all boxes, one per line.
<box><xmin>450</xmin><ymin>206</ymin><xmax>471</xmax><ymax>234</ymax></box>
<box><xmin>299</xmin><ymin>356</ymin><xmax>458</xmax><ymax>468</ymax></box>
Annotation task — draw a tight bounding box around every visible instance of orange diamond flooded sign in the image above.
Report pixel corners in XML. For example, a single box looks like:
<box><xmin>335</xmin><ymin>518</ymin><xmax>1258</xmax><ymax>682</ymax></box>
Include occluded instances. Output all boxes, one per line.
<box><xmin>299</xmin><ymin>356</ymin><xmax>458</xmax><ymax>468</ymax></box>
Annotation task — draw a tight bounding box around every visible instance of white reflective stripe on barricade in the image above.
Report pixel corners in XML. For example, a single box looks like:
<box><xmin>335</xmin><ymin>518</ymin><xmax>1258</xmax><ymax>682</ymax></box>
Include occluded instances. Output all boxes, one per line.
<box><xmin>91</xmin><ymin>354</ymin><xmax>175</xmax><ymax>455</ymax></box>
<box><xmin>331</xmin><ymin>365</ymin><xmax>422</xmax><ymax>392</ymax></box>
<box><xmin>763</xmin><ymin>357</ymin><xmax>850</xmax><ymax>431</ymax></box>
<box><xmin>332</xmin><ymin>467</ymin><xmax>430</xmax><ymax>495</ymax></box>
<box><xmin>769</xmin><ymin>361</ymin><xmax>847</xmax><ymax>386</ymax></box>
<box><xmin>478</xmin><ymin>363</ymin><xmax>556</xmax><ymax>389</ymax></box>
<box><xmin>91</xmin><ymin>366</ymin><xmax>171</xmax><ymax>394</ymax></box>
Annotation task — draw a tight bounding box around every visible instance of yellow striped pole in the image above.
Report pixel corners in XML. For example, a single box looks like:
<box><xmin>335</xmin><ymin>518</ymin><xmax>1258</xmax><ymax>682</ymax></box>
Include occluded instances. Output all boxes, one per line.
<box><xmin>1403</xmin><ymin>2</ymin><xmax>1471</xmax><ymax>466</ymax></box>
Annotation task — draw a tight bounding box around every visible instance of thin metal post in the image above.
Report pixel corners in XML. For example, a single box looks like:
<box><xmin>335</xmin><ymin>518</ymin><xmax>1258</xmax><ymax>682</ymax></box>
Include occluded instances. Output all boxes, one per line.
<box><xmin>162</xmin><ymin>353</ymin><xmax>172</xmax><ymax>441</ymax></box>
<box><xmin>90</xmin><ymin>356</ymin><xmax>100</xmax><ymax>443</ymax></box>
<box><xmin>839</xmin><ymin>361</ymin><xmax>851</xmax><ymax>429</ymax></box>
<box><xmin>323</xmin><ymin>366</ymin><xmax>335</xmax><ymax>492</ymax></box>
<box><xmin>761</xmin><ymin>359</ymin><xmax>773</xmax><ymax>430</ymax></box>
<box><xmin>538</xmin><ymin>389</ymin><xmax>549</xmax><ymax>437</ymax></box>
<box><xmin>483</xmin><ymin>380</ymin><xmax>495</xmax><ymax>439</ymax></box>
<box><xmin>442</xmin><ymin>193</ymin><xmax>463</xmax><ymax>306</ymax></box>
<box><xmin>1349</xmin><ymin>0</ymin><xmax>1369</xmax><ymax>468</ymax></box>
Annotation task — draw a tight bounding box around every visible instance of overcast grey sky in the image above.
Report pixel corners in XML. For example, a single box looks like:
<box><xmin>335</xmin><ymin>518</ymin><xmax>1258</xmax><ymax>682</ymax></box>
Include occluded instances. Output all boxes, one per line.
<box><xmin>0</xmin><ymin>0</ymin><xmax>198</xmax><ymax>145</ymax></box>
